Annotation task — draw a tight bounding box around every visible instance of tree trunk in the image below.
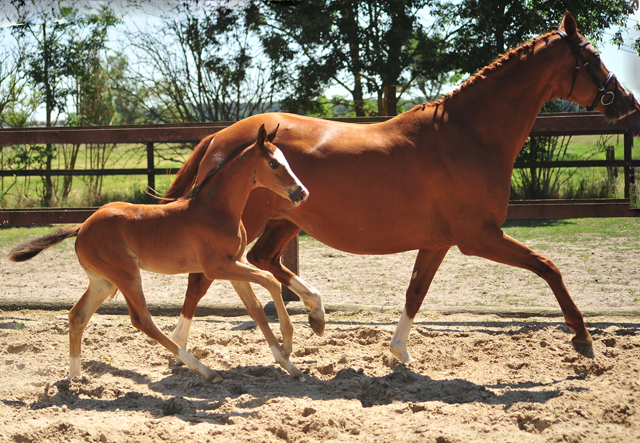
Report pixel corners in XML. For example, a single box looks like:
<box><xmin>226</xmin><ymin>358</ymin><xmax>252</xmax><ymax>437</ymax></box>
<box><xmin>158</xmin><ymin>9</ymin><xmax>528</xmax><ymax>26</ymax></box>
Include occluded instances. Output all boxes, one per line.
<box><xmin>343</xmin><ymin>3</ymin><xmax>365</xmax><ymax>117</ymax></box>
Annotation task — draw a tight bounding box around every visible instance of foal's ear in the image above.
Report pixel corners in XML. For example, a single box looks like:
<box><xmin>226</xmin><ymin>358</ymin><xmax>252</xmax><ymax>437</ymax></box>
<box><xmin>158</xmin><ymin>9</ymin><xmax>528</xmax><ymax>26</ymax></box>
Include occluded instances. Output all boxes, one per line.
<box><xmin>559</xmin><ymin>11</ymin><xmax>578</xmax><ymax>38</ymax></box>
<box><xmin>267</xmin><ymin>124</ymin><xmax>279</xmax><ymax>143</ymax></box>
<box><xmin>257</xmin><ymin>124</ymin><xmax>267</xmax><ymax>147</ymax></box>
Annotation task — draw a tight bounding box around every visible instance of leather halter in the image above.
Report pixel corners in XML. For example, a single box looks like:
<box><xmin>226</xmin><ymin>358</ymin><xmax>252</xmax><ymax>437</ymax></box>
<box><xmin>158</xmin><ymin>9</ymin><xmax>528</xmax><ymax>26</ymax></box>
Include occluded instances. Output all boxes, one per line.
<box><xmin>557</xmin><ymin>30</ymin><xmax>617</xmax><ymax>111</ymax></box>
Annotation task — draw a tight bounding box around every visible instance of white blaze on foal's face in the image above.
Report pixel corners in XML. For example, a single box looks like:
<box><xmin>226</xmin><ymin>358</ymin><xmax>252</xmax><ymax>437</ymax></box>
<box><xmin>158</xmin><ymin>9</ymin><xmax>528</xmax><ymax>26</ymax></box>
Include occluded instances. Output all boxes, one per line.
<box><xmin>276</xmin><ymin>147</ymin><xmax>307</xmax><ymax>193</ymax></box>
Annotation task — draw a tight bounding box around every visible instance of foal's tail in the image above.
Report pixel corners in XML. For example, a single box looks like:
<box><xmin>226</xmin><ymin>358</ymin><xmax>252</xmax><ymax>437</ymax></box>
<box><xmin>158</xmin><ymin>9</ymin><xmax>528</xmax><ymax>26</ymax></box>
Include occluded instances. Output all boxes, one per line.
<box><xmin>7</xmin><ymin>225</ymin><xmax>81</xmax><ymax>262</ymax></box>
<box><xmin>160</xmin><ymin>133</ymin><xmax>216</xmax><ymax>204</ymax></box>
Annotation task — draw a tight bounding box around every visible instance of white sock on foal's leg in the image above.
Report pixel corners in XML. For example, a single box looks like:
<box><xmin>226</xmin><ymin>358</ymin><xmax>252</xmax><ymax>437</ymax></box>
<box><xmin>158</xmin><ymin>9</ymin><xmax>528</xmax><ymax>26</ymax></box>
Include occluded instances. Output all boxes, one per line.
<box><xmin>177</xmin><ymin>347</ymin><xmax>221</xmax><ymax>382</ymax></box>
<box><xmin>69</xmin><ymin>357</ymin><xmax>81</xmax><ymax>378</ymax></box>
<box><xmin>172</xmin><ymin>314</ymin><xmax>192</xmax><ymax>350</ymax></box>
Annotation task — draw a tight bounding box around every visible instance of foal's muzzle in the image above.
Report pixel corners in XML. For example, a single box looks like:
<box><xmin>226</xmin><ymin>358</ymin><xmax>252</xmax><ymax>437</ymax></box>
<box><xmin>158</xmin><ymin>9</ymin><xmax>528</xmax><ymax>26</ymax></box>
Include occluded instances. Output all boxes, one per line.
<box><xmin>288</xmin><ymin>186</ymin><xmax>309</xmax><ymax>206</ymax></box>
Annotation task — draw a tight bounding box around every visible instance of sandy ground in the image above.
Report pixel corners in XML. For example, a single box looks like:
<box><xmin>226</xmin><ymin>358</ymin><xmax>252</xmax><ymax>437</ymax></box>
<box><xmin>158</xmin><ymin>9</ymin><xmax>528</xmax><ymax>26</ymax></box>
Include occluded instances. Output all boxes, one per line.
<box><xmin>0</xmin><ymin>227</ymin><xmax>639</xmax><ymax>442</ymax></box>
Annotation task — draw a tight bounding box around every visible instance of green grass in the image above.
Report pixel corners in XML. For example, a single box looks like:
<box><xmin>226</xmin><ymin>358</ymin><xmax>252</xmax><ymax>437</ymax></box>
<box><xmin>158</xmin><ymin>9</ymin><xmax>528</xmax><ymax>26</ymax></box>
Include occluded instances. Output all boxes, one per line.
<box><xmin>512</xmin><ymin>134</ymin><xmax>639</xmax><ymax>200</ymax></box>
<box><xmin>0</xmin><ymin>225</ymin><xmax>66</xmax><ymax>250</ymax></box>
<box><xmin>501</xmin><ymin>217</ymin><xmax>640</xmax><ymax>242</ymax></box>
<box><xmin>0</xmin><ymin>142</ymin><xmax>192</xmax><ymax>208</ymax></box>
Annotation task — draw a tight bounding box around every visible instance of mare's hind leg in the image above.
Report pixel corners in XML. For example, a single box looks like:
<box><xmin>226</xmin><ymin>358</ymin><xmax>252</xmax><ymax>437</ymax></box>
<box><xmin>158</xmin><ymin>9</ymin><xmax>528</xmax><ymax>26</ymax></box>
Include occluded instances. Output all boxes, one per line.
<box><xmin>390</xmin><ymin>247</ymin><xmax>450</xmax><ymax>363</ymax></box>
<box><xmin>68</xmin><ymin>267</ymin><xmax>117</xmax><ymax>378</ymax></box>
<box><xmin>173</xmin><ymin>273</ymin><xmax>214</xmax><ymax>349</ymax></box>
<box><xmin>204</xmin><ymin>260</ymin><xmax>303</xmax><ymax>380</ymax></box>
<box><xmin>247</xmin><ymin>219</ymin><xmax>325</xmax><ymax>336</ymax></box>
<box><xmin>458</xmin><ymin>226</ymin><xmax>593</xmax><ymax>358</ymax></box>
<box><xmin>113</xmin><ymin>271</ymin><xmax>221</xmax><ymax>382</ymax></box>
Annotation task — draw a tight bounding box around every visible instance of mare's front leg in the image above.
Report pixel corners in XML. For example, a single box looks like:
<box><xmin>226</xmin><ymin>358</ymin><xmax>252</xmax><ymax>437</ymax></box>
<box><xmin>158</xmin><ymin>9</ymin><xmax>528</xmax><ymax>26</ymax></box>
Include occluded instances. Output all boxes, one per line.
<box><xmin>247</xmin><ymin>219</ymin><xmax>325</xmax><ymax>336</ymax></box>
<box><xmin>458</xmin><ymin>226</ymin><xmax>593</xmax><ymax>358</ymax></box>
<box><xmin>172</xmin><ymin>273</ymin><xmax>214</xmax><ymax>349</ymax></box>
<box><xmin>205</xmin><ymin>260</ymin><xmax>303</xmax><ymax>381</ymax></box>
<box><xmin>390</xmin><ymin>248</ymin><xmax>450</xmax><ymax>363</ymax></box>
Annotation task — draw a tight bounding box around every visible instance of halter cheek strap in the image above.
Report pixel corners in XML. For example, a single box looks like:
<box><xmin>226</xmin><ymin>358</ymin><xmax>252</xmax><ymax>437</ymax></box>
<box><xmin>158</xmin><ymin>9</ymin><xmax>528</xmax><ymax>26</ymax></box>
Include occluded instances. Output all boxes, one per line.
<box><xmin>557</xmin><ymin>29</ymin><xmax>617</xmax><ymax>111</ymax></box>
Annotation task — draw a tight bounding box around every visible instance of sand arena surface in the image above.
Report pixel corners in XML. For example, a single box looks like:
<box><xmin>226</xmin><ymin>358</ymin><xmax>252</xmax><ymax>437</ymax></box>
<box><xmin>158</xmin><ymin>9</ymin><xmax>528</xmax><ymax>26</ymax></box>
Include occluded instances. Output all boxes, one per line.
<box><xmin>0</xmin><ymin>226</ymin><xmax>639</xmax><ymax>442</ymax></box>
<box><xmin>0</xmin><ymin>309</ymin><xmax>639</xmax><ymax>443</ymax></box>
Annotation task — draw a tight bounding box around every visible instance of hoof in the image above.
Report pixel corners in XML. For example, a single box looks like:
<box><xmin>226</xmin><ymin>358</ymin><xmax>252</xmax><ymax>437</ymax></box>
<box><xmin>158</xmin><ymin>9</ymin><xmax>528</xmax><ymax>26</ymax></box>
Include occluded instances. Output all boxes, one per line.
<box><xmin>171</xmin><ymin>359</ymin><xmax>185</xmax><ymax>367</ymax></box>
<box><xmin>572</xmin><ymin>340</ymin><xmax>595</xmax><ymax>359</ymax></box>
<box><xmin>309</xmin><ymin>314</ymin><xmax>325</xmax><ymax>337</ymax></box>
<box><xmin>290</xmin><ymin>369</ymin><xmax>305</xmax><ymax>382</ymax></box>
<box><xmin>389</xmin><ymin>345</ymin><xmax>412</xmax><ymax>364</ymax></box>
<box><xmin>206</xmin><ymin>371</ymin><xmax>223</xmax><ymax>383</ymax></box>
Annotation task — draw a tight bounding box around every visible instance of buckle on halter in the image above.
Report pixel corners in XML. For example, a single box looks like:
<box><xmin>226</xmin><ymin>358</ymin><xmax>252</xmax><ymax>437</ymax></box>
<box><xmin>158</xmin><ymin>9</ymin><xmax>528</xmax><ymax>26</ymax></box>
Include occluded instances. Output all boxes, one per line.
<box><xmin>601</xmin><ymin>91</ymin><xmax>615</xmax><ymax>106</ymax></box>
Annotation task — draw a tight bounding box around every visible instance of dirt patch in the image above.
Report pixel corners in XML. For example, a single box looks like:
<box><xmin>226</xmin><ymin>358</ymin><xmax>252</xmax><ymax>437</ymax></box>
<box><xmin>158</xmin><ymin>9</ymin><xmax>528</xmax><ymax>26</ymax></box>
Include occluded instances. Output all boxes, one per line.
<box><xmin>1</xmin><ymin>309</ymin><xmax>639</xmax><ymax>442</ymax></box>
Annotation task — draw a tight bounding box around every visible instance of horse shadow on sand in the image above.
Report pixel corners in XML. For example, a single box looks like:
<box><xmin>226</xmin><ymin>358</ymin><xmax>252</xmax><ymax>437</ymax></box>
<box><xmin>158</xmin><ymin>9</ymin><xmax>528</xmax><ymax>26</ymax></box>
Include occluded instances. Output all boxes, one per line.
<box><xmin>21</xmin><ymin>358</ymin><xmax>590</xmax><ymax>423</ymax></box>
<box><xmin>18</xmin><ymin>317</ymin><xmax>638</xmax><ymax>423</ymax></box>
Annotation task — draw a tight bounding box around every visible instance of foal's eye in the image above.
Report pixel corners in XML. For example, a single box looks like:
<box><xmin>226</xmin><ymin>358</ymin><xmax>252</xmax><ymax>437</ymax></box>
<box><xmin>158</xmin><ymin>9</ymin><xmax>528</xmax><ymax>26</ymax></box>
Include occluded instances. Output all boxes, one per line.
<box><xmin>269</xmin><ymin>160</ymin><xmax>279</xmax><ymax>170</ymax></box>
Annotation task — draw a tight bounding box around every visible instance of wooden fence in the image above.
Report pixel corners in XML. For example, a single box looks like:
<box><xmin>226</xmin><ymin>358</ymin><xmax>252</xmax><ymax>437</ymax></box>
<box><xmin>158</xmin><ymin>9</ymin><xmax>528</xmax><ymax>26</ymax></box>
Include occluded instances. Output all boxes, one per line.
<box><xmin>1</xmin><ymin>113</ymin><xmax>638</xmax><ymax>299</ymax></box>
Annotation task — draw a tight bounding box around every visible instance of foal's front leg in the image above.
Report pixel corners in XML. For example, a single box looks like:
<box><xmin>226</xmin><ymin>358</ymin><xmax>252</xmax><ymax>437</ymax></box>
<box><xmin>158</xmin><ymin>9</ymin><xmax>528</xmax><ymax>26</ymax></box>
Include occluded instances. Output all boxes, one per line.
<box><xmin>206</xmin><ymin>260</ymin><xmax>303</xmax><ymax>380</ymax></box>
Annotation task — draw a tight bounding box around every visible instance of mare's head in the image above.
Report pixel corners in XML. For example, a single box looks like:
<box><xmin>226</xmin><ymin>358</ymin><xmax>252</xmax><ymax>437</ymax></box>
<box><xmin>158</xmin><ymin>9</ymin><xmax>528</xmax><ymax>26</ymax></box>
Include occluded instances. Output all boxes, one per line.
<box><xmin>243</xmin><ymin>124</ymin><xmax>309</xmax><ymax>206</ymax></box>
<box><xmin>555</xmin><ymin>11</ymin><xmax>639</xmax><ymax>122</ymax></box>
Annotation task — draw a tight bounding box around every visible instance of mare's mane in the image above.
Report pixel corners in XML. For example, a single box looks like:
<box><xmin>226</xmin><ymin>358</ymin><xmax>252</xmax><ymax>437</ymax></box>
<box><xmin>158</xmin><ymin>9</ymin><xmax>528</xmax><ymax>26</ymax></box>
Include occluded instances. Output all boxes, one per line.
<box><xmin>414</xmin><ymin>31</ymin><xmax>556</xmax><ymax>112</ymax></box>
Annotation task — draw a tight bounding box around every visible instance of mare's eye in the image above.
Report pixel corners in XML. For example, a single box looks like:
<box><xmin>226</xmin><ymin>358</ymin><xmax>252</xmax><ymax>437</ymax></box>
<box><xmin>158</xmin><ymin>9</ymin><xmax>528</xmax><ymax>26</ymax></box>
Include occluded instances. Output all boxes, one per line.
<box><xmin>269</xmin><ymin>160</ymin><xmax>279</xmax><ymax>170</ymax></box>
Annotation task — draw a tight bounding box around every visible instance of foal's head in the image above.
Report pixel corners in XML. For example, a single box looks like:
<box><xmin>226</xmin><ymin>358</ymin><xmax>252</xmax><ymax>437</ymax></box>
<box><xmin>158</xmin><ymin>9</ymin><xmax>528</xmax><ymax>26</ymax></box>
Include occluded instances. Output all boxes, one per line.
<box><xmin>243</xmin><ymin>124</ymin><xmax>309</xmax><ymax>206</ymax></box>
<box><xmin>556</xmin><ymin>11</ymin><xmax>639</xmax><ymax>121</ymax></box>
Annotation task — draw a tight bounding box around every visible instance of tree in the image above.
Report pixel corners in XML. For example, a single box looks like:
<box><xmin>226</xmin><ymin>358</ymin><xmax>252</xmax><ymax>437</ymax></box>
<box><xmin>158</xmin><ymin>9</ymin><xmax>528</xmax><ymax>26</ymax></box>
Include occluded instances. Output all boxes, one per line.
<box><xmin>259</xmin><ymin>0</ymin><xmax>637</xmax><ymax>117</ymax></box>
<box><xmin>8</xmin><ymin>0</ymin><xmax>118</xmax><ymax>205</ymax></box>
<box><xmin>262</xmin><ymin>0</ymin><xmax>449</xmax><ymax>117</ymax></box>
<box><xmin>0</xmin><ymin>28</ymin><xmax>34</xmax><ymax>127</ymax></box>
<box><xmin>440</xmin><ymin>0</ymin><xmax>638</xmax><ymax>76</ymax></box>
<box><xmin>124</xmin><ymin>0</ymin><xmax>288</xmax><ymax>123</ymax></box>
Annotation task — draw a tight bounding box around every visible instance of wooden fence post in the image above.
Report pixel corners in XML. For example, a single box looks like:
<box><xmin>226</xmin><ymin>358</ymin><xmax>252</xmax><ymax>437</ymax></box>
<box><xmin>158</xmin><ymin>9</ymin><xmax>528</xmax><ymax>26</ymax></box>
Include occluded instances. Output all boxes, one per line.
<box><xmin>624</xmin><ymin>132</ymin><xmax>634</xmax><ymax>199</ymax></box>
<box><xmin>281</xmin><ymin>235</ymin><xmax>300</xmax><ymax>301</ymax></box>
<box><xmin>146</xmin><ymin>142</ymin><xmax>155</xmax><ymax>201</ymax></box>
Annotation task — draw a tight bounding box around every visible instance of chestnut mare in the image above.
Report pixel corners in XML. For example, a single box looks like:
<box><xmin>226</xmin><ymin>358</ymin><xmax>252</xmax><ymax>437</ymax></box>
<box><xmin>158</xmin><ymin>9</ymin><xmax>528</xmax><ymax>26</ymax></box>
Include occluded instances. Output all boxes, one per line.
<box><xmin>7</xmin><ymin>125</ymin><xmax>308</xmax><ymax>382</ymax></box>
<box><xmin>164</xmin><ymin>12</ymin><xmax>639</xmax><ymax>363</ymax></box>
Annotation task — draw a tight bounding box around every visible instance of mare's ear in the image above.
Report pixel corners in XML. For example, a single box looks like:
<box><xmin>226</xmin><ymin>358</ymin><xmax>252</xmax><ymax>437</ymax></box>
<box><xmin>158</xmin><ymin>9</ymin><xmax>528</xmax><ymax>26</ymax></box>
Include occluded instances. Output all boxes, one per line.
<box><xmin>559</xmin><ymin>11</ymin><xmax>578</xmax><ymax>38</ymax></box>
<box><xmin>257</xmin><ymin>124</ymin><xmax>267</xmax><ymax>147</ymax></box>
<box><xmin>267</xmin><ymin>124</ymin><xmax>279</xmax><ymax>143</ymax></box>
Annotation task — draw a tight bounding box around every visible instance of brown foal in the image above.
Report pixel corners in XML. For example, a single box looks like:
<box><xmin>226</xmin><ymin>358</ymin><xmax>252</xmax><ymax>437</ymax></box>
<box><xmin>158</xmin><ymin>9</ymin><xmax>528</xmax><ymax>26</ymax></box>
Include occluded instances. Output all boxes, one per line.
<box><xmin>7</xmin><ymin>125</ymin><xmax>308</xmax><ymax>382</ymax></box>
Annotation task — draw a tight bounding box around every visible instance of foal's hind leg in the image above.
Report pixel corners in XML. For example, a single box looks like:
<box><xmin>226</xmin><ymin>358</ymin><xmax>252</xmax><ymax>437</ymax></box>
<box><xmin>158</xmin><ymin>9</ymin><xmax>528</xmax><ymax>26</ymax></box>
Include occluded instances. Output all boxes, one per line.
<box><xmin>390</xmin><ymin>247</ymin><xmax>450</xmax><ymax>363</ymax></box>
<box><xmin>458</xmin><ymin>227</ymin><xmax>593</xmax><ymax>358</ymax></box>
<box><xmin>68</xmin><ymin>268</ymin><xmax>117</xmax><ymax>378</ymax></box>
<box><xmin>173</xmin><ymin>273</ymin><xmax>214</xmax><ymax>349</ymax></box>
<box><xmin>247</xmin><ymin>219</ymin><xmax>325</xmax><ymax>336</ymax></box>
<box><xmin>114</xmin><ymin>272</ymin><xmax>221</xmax><ymax>382</ymax></box>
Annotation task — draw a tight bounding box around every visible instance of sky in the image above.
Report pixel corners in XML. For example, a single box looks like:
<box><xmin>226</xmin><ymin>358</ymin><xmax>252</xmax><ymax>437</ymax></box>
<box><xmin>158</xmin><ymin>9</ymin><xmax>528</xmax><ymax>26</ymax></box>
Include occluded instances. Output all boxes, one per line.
<box><xmin>599</xmin><ymin>10</ymin><xmax>640</xmax><ymax>93</ymax></box>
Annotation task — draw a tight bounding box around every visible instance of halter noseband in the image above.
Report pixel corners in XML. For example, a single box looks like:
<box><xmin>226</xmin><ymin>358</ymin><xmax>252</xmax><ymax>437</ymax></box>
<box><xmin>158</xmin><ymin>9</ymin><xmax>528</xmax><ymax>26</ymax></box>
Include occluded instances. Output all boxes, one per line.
<box><xmin>557</xmin><ymin>29</ymin><xmax>617</xmax><ymax>111</ymax></box>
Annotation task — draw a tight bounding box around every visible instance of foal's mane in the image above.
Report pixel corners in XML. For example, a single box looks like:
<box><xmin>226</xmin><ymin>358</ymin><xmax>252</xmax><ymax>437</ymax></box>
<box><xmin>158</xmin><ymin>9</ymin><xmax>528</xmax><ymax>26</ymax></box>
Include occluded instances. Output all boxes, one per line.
<box><xmin>185</xmin><ymin>143</ymin><xmax>250</xmax><ymax>200</ymax></box>
<box><xmin>415</xmin><ymin>31</ymin><xmax>556</xmax><ymax>111</ymax></box>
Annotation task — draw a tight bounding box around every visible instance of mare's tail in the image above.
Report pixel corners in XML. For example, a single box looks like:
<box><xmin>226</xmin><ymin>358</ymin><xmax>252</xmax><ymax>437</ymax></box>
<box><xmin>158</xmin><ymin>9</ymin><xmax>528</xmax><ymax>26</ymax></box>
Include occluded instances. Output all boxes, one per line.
<box><xmin>160</xmin><ymin>133</ymin><xmax>216</xmax><ymax>204</ymax></box>
<box><xmin>7</xmin><ymin>226</ymin><xmax>81</xmax><ymax>262</ymax></box>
